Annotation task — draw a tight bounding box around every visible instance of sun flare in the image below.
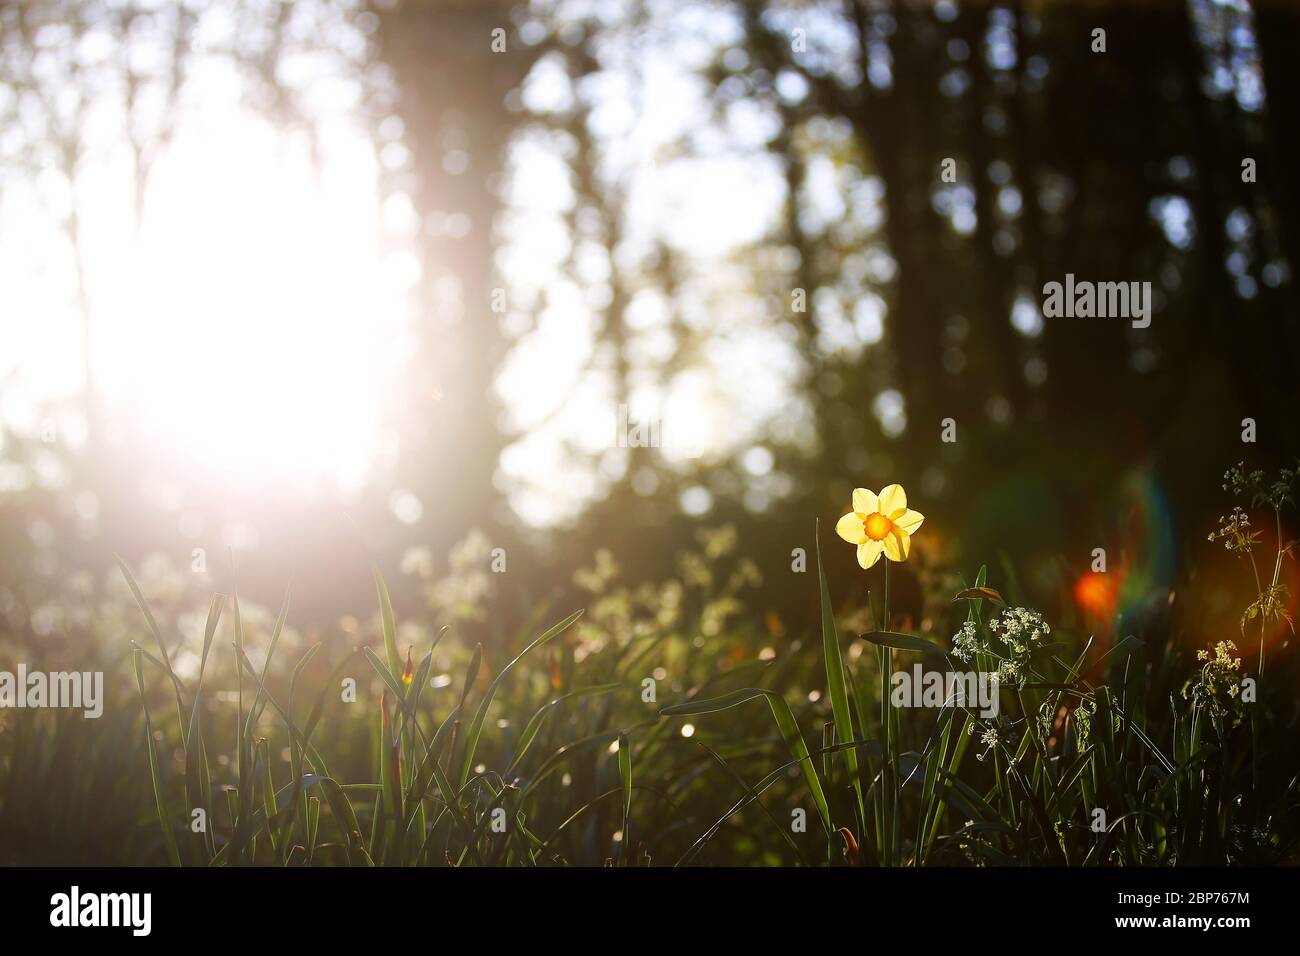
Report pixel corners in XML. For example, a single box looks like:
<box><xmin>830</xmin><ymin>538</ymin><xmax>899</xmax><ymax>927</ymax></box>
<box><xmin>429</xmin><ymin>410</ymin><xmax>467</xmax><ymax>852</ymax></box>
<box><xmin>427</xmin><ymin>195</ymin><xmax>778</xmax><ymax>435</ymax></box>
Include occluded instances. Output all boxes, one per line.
<box><xmin>7</xmin><ymin>98</ymin><xmax>405</xmax><ymax>492</ymax></box>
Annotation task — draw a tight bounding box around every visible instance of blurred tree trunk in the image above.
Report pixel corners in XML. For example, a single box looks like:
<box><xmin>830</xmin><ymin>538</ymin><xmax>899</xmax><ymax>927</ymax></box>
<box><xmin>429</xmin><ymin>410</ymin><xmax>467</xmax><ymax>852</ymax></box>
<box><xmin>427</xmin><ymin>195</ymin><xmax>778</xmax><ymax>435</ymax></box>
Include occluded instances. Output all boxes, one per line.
<box><xmin>1251</xmin><ymin>0</ymin><xmax>1300</xmax><ymax>380</ymax></box>
<box><xmin>848</xmin><ymin>0</ymin><xmax>951</xmax><ymax>459</ymax></box>
<box><xmin>959</xmin><ymin>4</ymin><xmax>1025</xmax><ymax>416</ymax></box>
<box><xmin>374</xmin><ymin>1</ymin><xmax>538</xmax><ymax>551</ymax></box>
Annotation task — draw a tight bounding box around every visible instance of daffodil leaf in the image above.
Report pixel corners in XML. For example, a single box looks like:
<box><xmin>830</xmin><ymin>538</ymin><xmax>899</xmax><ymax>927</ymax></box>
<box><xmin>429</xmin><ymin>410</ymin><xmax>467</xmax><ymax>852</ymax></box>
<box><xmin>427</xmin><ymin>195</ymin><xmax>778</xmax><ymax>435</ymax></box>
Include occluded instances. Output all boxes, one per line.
<box><xmin>860</xmin><ymin>630</ymin><xmax>947</xmax><ymax>655</ymax></box>
<box><xmin>953</xmin><ymin>586</ymin><xmax>1006</xmax><ymax>606</ymax></box>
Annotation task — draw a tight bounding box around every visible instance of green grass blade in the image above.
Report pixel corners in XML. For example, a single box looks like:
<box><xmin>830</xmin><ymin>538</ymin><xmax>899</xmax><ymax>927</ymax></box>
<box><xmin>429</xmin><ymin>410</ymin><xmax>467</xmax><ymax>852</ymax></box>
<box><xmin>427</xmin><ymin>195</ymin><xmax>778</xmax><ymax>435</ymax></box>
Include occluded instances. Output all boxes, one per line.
<box><xmin>319</xmin><ymin>776</ymin><xmax>369</xmax><ymax>866</ymax></box>
<box><xmin>458</xmin><ymin>609</ymin><xmax>583</xmax><ymax>787</ymax></box>
<box><xmin>373</xmin><ymin>563</ymin><xmax>402</xmax><ymax>679</ymax></box>
<box><xmin>132</xmin><ymin>648</ymin><xmax>182</xmax><ymax>866</ymax></box>
<box><xmin>618</xmin><ymin>732</ymin><xmax>632</xmax><ymax>864</ymax></box>
<box><xmin>663</xmin><ymin>688</ymin><xmax>832</xmax><ymax>836</ymax></box>
<box><xmin>116</xmin><ymin>555</ymin><xmax>188</xmax><ymax>736</ymax></box>
<box><xmin>506</xmin><ymin>683</ymin><xmax>623</xmax><ymax>775</ymax></box>
<box><xmin>816</xmin><ymin>521</ymin><xmax>865</xmax><ymax>831</ymax></box>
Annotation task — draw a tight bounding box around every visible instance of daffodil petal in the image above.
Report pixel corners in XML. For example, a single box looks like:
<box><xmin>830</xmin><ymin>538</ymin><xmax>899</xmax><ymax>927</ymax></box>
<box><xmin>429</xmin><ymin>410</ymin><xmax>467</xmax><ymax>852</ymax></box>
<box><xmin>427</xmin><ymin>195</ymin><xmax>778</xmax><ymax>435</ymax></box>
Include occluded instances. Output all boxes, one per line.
<box><xmin>852</xmin><ymin>488</ymin><xmax>877</xmax><ymax>515</ymax></box>
<box><xmin>857</xmin><ymin>540</ymin><xmax>884</xmax><ymax>569</ymax></box>
<box><xmin>877</xmin><ymin>484</ymin><xmax>907</xmax><ymax>517</ymax></box>
<box><xmin>835</xmin><ymin>511</ymin><xmax>867</xmax><ymax>544</ymax></box>
<box><xmin>882</xmin><ymin>532</ymin><xmax>903</xmax><ymax>561</ymax></box>
<box><xmin>894</xmin><ymin>509</ymin><xmax>924</xmax><ymax>534</ymax></box>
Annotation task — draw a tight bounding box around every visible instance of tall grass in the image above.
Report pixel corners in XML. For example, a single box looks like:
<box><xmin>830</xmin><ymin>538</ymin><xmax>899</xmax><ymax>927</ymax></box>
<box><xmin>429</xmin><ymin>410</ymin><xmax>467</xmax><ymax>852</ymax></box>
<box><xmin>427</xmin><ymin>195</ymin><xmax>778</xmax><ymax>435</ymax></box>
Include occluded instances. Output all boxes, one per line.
<box><xmin>3</xmin><ymin>467</ymin><xmax>1297</xmax><ymax>865</ymax></box>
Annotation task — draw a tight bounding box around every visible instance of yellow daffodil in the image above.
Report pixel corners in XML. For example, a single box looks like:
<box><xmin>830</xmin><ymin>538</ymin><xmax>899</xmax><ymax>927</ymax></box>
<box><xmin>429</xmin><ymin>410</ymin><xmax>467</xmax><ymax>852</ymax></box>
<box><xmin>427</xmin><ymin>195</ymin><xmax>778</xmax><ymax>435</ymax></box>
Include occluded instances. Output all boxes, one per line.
<box><xmin>835</xmin><ymin>484</ymin><xmax>924</xmax><ymax>569</ymax></box>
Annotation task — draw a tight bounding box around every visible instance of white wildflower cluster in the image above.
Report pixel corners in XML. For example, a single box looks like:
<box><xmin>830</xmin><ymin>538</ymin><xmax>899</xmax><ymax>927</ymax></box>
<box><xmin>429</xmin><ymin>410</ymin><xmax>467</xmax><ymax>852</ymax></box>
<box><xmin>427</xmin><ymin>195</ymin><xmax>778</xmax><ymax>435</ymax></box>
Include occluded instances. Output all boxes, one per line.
<box><xmin>992</xmin><ymin>606</ymin><xmax>1051</xmax><ymax>652</ymax></box>
<box><xmin>1184</xmin><ymin>640</ymin><xmax>1245</xmax><ymax>722</ymax></box>
<box><xmin>988</xmin><ymin>607</ymin><xmax>1050</xmax><ymax>688</ymax></box>
<box><xmin>950</xmin><ymin>607</ymin><xmax>1051</xmax><ymax>688</ymax></box>
<box><xmin>1207</xmin><ymin>506</ymin><xmax>1256</xmax><ymax>554</ymax></box>
<box><xmin>969</xmin><ymin>720</ymin><xmax>1005</xmax><ymax>762</ymax></box>
<box><xmin>951</xmin><ymin>620</ymin><xmax>980</xmax><ymax>661</ymax></box>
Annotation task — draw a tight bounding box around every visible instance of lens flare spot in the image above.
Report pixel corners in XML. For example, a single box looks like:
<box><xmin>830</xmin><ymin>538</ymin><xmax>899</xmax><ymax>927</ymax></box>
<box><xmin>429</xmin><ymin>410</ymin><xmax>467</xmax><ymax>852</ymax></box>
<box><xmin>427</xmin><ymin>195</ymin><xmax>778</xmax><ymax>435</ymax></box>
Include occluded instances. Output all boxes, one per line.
<box><xmin>1074</xmin><ymin>571</ymin><xmax>1116</xmax><ymax>618</ymax></box>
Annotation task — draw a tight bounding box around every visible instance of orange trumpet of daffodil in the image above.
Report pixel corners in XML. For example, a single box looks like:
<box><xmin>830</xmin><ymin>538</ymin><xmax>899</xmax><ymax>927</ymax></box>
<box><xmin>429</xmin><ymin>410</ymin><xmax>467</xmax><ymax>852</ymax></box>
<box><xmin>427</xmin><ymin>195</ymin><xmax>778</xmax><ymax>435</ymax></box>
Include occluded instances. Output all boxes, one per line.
<box><xmin>835</xmin><ymin>484</ymin><xmax>924</xmax><ymax>569</ymax></box>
